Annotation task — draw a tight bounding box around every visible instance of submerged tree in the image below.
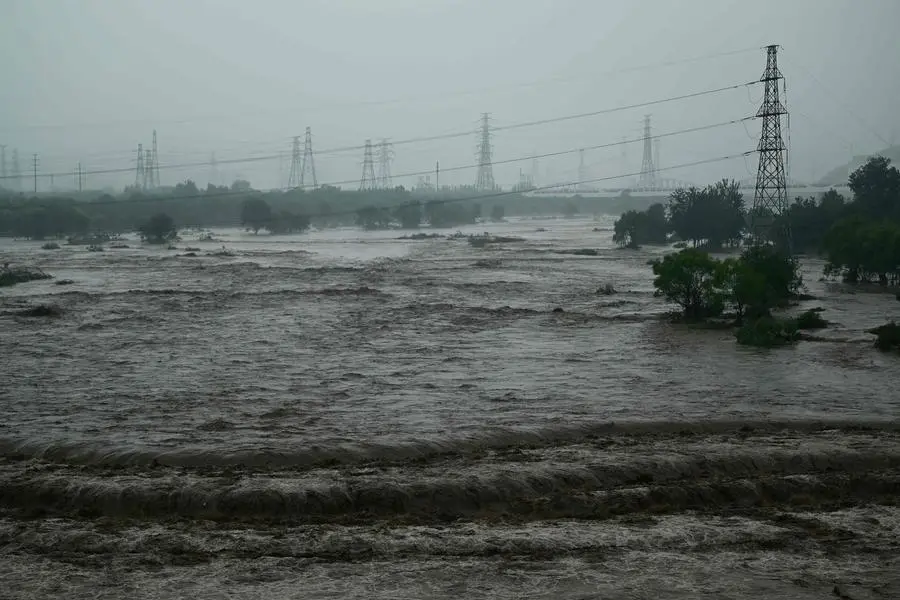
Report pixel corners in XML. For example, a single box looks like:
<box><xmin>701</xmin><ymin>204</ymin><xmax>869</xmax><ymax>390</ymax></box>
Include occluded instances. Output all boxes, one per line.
<box><xmin>139</xmin><ymin>213</ymin><xmax>177</xmax><ymax>244</ymax></box>
<box><xmin>241</xmin><ymin>198</ymin><xmax>273</xmax><ymax>234</ymax></box>
<box><xmin>651</xmin><ymin>249</ymin><xmax>724</xmax><ymax>320</ymax></box>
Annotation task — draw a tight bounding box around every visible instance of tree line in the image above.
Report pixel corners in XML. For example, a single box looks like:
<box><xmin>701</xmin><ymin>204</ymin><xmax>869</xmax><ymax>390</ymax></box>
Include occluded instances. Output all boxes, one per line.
<box><xmin>616</xmin><ymin>156</ymin><xmax>900</xmax><ymax>287</ymax></box>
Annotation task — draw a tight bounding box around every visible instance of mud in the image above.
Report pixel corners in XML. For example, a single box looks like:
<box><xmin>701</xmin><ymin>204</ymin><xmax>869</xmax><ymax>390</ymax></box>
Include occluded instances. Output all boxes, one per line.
<box><xmin>1</xmin><ymin>217</ymin><xmax>898</xmax><ymax>598</ymax></box>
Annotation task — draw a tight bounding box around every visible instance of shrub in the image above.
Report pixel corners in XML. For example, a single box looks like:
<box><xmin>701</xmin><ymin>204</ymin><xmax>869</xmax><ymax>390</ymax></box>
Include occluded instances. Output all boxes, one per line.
<box><xmin>41</xmin><ymin>242</ymin><xmax>60</xmax><ymax>250</ymax></box>
<box><xmin>868</xmin><ymin>322</ymin><xmax>900</xmax><ymax>352</ymax></box>
<box><xmin>735</xmin><ymin>317</ymin><xmax>800</xmax><ymax>347</ymax></box>
<box><xmin>652</xmin><ymin>249</ymin><xmax>724</xmax><ymax>320</ymax></box>
<box><xmin>794</xmin><ymin>309</ymin><xmax>828</xmax><ymax>330</ymax></box>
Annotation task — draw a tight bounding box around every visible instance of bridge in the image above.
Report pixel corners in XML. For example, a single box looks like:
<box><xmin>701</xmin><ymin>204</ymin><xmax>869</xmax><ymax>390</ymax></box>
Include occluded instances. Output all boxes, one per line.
<box><xmin>526</xmin><ymin>182</ymin><xmax>850</xmax><ymax>200</ymax></box>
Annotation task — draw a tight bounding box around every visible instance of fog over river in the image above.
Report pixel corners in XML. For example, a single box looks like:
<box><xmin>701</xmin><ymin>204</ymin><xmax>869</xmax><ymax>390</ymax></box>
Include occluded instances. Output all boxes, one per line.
<box><xmin>1</xmin><ymin>217</ymin><xmax>897</xmax><ymax>599</ymax></box>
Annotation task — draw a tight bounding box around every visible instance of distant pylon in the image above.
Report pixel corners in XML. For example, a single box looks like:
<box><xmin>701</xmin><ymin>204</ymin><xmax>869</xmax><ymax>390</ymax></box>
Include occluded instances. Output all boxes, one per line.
<box><xmin>376</xmin><ymin>138</ymin><xmax>393</xmax><ymax>189</ymax></box>
<box><xmin>531</xmin><ymin>154</ymin><xmax>539</xmax><ymax>187</ymax></box>
<box><xmin>74</xmin><ymin>162</ymin><xmax>85</xmax><ymax>192</ymax></box>
<box><xmin>11</xmin><ymin>149</ymin><xmax>21</xmax><ymax>191</ymax></box>
<box><xmin>639</xmin><ymin>115</ymin><xmax>656</xmax><ymax>189</ymax></box>
<box><xmin>359</xmin><ymin>139</ymin><xmax>377</xmax><ymax>191</ymax></box>
<box><xmin>136</xmin><ymin>144</ymin><xmax>145</xmax><ymax>190</ymax></box>
<box><xmin>475</xmin><ymin>113</ymin><xmax>495</xmax><ymax>190</ymax></box>
<box><xmin>209</xmin><ymin>152</ymin><xmax>219</xmax><ymax>187</ymax></box>
<box><xmin>150</xmin><ymin>129</ymin><xmax>160</xmax><ymax>188</ymax></box>
<box><xmin>32</xmin><ymin>154</ymin><xmax>38</xmax><ymax>194</ymax></box>
<box><xmin>0</xmin><ymin>145</ymin><xmax>6</xmax><ymax>184</ymax></box>
<box><xmin>752</xmin><ymin>44</ymin><xmax>789</xmax><ymax>249</ymax></box>
<box><xmin>288</xmin><ymin>136</ymin><xmax>302</xmax><ymax>188</ymax></box>
<box><xmin>301</xmin><ymin>127</ymin><xmax>317</xmax><ymax>188</ymax></box>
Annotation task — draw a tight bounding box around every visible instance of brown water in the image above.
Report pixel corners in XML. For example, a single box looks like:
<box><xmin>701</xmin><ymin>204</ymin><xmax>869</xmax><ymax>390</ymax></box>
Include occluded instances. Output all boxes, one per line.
<box><xmin>1</xmin><ymin>217</ymin><xmax>898</xmax><ymax>598</ymax></box>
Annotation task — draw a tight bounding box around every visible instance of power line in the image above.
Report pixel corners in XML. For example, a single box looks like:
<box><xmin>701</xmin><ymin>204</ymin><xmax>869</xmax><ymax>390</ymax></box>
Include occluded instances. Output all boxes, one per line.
<box><xmin>0</xmin><ymin>116</ymin><xmax>754</xmax><ymax>189</ymax></box>
<box><xmin>1</xmin><ymin>83</ymin><xmax>762</xmax><ymax>183</ymax></box>
<box><xmin>8</xmin><ymin>151</ymin><xmax>754</xmax><ymax>217</ymax></box>
<box><xmin>0</xmin><ymin>47</ymin><xmax>761</xmax><ymax>133</ymax></box>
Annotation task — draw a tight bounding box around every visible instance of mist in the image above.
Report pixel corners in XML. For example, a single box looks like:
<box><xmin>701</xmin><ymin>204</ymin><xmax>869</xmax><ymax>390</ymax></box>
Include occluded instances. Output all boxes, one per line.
<box><xmin>2</xmin><ymin>0</ymin><xmax>898</xmax><ymax>191</ymax></box>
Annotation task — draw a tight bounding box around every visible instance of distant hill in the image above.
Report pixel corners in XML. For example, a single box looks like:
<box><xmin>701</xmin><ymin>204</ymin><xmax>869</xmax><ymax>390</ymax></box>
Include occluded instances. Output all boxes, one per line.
<box><xmin>817</xmin><ymin>145</ymin><xmax>900</xmax><ymax>186</ymax></box>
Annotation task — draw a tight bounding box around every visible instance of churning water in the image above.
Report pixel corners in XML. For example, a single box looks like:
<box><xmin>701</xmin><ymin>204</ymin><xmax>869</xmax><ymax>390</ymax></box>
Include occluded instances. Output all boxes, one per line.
<box><xmin>1</xmin><ymin>217</ymin><xmax>898</xmax><ymax>599</ymax></box>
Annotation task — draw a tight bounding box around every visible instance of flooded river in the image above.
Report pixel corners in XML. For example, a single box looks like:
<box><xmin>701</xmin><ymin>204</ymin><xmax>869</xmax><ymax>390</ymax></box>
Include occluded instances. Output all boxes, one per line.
<box><xmin>1</xmin><ymin>217</ymin><xmax>898</xmax><ymax>598</ymax></box>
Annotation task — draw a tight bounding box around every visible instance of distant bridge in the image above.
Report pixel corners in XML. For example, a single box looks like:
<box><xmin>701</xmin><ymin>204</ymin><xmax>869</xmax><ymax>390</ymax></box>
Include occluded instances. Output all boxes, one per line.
<box><xmin>526</xmin><ymin>182</ymin><xmax>850</xmax><ymax>199</ymax></box>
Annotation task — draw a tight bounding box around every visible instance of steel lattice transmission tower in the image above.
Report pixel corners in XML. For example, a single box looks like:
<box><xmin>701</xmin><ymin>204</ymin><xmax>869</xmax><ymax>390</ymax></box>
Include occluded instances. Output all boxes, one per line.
<box><xmin>639</xmin><ymin>115</ymin><xmax>657</xmax><ymax>189</ymax></box>
<box><xmin>150</xmin><ymin>129</ymin><xmax>160</xmax><ymax>188</ymax></box>
<box><xmin>11</xmin><ymin>149</ymin><xmax>21</xmax><ymax>191</ymax></box>
<box><xmin>135</xmin><ymin>144</ymin><xmax>145</xmax><ymax>190</ymax></box>
<box><xmin>475</xmin><ymin>113</ymin><xmax>495</xmax><ymax>190</ymax></box>
<box><xmin>359</xmin><ymin>139</ymin><xmax>377</xmax><ymax>191</ymax></box>
<box><xmin>376</xmin><ymin>139</ymin><xmax>394</xmax><ymax>189</ymax></box>
<box><xmin>301</xmin><ymin>127</ymin><xmax>317</xmax><ymax>188</ymax></box>
<box><xmin>0</xmin><ymin>145</ymin><xmax>6</xmax><ymax>185</ymax></box>
<box><xmin>751</xmin><ymin>44</ymin><xmax>789</xmax><ymax>247</ymax></box>
<box><xmin>287</xmin><ymin>136</ymin><xmax>303</xmax><ymax>188</ymax></box>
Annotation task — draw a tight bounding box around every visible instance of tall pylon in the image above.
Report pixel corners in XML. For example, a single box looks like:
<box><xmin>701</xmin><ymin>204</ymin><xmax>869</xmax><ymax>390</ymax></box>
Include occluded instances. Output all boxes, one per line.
<box><xmin>150</xmin><ymin>129</ymin><xmax>160</xmax><ymax>188</ymax></box>
<box><xmin>135</xmin><ymin>144</ymin><xmax>145</xmax><ymax>189</ymax></box>
<box><xmin>475</xmin><ymin>113</ymin><xmax>495</xmax><ymax>190</ymax></box>
<box><xmin>359</xmin><ymin>139</ymin><xmax>377</xmax><ymax>191</ymax></box>
<box><xmin>32</xmin><ymin>154</ymin><xmax>38</xmax><ymax>194</ymax></box>
<box><xmin>531</xmin><ymin>154</ymin><xmax>539</xmax><ymax>188</ymax></box>
<box><xmin>11</xmin><ymin>149</ymin><xmax>21</xmax><ymax>191</ymax></box>
<box><xmin>577</xmin><ymin>149</ymin><xmax>587</xmax><ymax>192</ymax></box>
<box><xmin>74</xmin><ymin>162</ymin><xmax>85</xmax><ymax>192</ymax></box>
<box><xmin>752</xmin><ymin>44</ymin><xmax>789</xmax><ymax>248</ymax></box>
<box><xmin>288</xmin><ymin>136</ymin><xmax>302</xmax><ymax>188</ymax></box>
<box><xmin>376</xmin><ymin>138</ymin><xmax>393</xmax><ymax>189</ymax></box>
<box><xmin>0</xmin><ymin>145</ymin><xmax>6</xmax><ymax>185</ymax></box>
<box><xmin>639</xmin><ymin>115</ymin><xmax>656</xmax><ymax>189</ymax></box>
<box><xmin>209</xmin><ymin>152</ymin><xmax>219</xmax><ymax>187</ymax></box>
<box><xmin>301</xmin><ymin>127</ymin><xmax>317</xmax><ymax>188</ymax></box>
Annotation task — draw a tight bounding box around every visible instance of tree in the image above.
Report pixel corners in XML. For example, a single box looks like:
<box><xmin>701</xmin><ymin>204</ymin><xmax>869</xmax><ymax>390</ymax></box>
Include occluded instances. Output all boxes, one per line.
<box><xmin>267</xmin><ymin>211</ymin><xmax>311</xmax><ymax>234</ymax></box>
<box><xmin>848</xmin><ymin>156</ymin><xmax>900</xmax><ymax>221</ymax></box>
<box><xmin>667</xmin><ymin>181</ymin><xmax>745</xmax><ymax>249</ymax></box>
<box><xmin>139</xmin><ymin>213</ymin><xmax>177</xmax><ymax>244</ymax></box>
<box><xmin>356</xmin><ymin>205</ymin><xmax>392</xmax><ymax>230</ymax></box>
<box><xmin>393</xmin><ymin>201</ymin><xmax>422</xmax><ymax>229</ymax></box>
<box><xmin>231</xmin><ymin>179</ymin><xmax>252</xmax><ymax>192</ymax></box>
<box><xmin>719</xmin><ymin>246</ymin><xmax>800</xmax><ymax>322</ymax></box>
<box><xmin>490</xmin><ymin>204</ymin><xmax>505</xmax><ymax>222</ymax></box>
<box><xmin>652</xmin><ymin>249</ymin><xmax>724</xmax><ymax>320</ymax></box>
<box><xmin>613</xmin><ymin>203</ymin><xmax>668</xmax><ymax>248</ymax></box>
<box><xmin>241</xmin><ymin>198</ymin><xmax>272</xmax><ymax>234</ymax></box>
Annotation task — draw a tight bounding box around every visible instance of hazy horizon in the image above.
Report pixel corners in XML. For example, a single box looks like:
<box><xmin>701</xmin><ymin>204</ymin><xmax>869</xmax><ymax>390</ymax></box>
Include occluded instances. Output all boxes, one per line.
<box><xmin>1</xmin><ymin>0</ymin><xmax>898</xmax><ymax>192</ymax></box>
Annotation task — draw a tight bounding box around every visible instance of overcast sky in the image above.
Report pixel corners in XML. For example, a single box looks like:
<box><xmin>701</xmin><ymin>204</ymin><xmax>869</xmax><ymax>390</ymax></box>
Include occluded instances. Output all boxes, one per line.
<box><xmin>1</xmin><ymin>0</ymin><xmax>898</xmax><ymax>192</ymax></box>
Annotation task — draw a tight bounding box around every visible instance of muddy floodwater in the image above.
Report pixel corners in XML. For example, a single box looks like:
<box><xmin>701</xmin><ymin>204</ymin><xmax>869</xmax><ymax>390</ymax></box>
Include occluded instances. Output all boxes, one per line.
<box><xmin>1</xmin><ymin>216</ymin><xmax>898</xmax><ymax>599</ymax></box>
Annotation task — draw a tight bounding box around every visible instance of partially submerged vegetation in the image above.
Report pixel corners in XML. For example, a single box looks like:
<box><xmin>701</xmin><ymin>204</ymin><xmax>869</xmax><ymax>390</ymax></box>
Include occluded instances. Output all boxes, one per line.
<box><xmin>651</xmin><ymin>245</ymin><xmax>811</xmax><ymax>347</ymax></box>
<box><xmin>868</xmin><ymin>322</ymin><xmax>900</xmax><ymax>353</ymax></box>
<box><xmin>0</xmin><ymin>265</ymin><xmax>52</xmax><ymax>287</ymax></box>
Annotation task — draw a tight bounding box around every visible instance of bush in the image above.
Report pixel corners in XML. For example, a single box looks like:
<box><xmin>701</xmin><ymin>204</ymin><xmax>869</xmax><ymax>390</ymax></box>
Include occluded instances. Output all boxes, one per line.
<box><xmin>868</xmin><ymin>322</ymin><xmax>900</xmax><ymax>352</ymax></box>
<box><xmin>735</xmin><ymin>317</ymin><xmax>800</xmax><ymax>347</ymax></box>
<box><xmin>0</xmin><ymin>266</ymin><xmax>52</xmax><ymax>287</ymax></box>
<box><xmin>794</xmin><ymin>309</ymin><xmax>828</xmax><ymax>330</ymax></box>
<box><xmin>41</xmin><ymin>242</ymin><xmax>60</xmax><ymax>250</ymax></box>
<box><xmin>652</xmin><ymin>249</ymin><xmax>724</xmax><ymax>320</ymax></box>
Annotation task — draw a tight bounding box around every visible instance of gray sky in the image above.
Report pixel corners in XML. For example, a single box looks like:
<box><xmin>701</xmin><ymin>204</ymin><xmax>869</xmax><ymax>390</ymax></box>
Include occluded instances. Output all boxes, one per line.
<box><xmin>1</xmin><ymin>0</ymin><xmax>898</xmax><ymax>192</ymax></box>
